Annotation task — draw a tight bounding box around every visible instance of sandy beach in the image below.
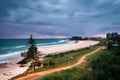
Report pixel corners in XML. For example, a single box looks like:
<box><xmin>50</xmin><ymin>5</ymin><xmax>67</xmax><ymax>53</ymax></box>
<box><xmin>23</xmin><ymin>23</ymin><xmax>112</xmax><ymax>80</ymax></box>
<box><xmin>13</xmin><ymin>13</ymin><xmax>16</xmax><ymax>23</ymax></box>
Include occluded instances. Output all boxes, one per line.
<box><xmin>0</xmin><ymin>57</ymin><xmax>29</xmax><ymax>80</ymax></box>
<box><xmin>38</xmin><ymin>40</ymin><xmax>99</xmax><ymax>54</ymax></box>
<box><xmin>0</xmin><ymin>40</ymin><xmax>99</xmax><ymax>80</ymax></box>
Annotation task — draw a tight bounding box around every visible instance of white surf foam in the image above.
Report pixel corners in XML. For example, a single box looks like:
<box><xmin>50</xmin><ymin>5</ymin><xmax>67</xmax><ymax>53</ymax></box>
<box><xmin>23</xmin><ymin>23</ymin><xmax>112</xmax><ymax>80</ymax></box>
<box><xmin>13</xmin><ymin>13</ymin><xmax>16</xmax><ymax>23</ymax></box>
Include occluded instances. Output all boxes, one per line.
<box><xmin>36</xmin><ymin>40</ymin><xmax>69</xmax><ymax>46</ymax></box>
<box><xmin>0</xmin><ymin>50</ymin><xmax>26</xmax><ymax>63</ymax></box>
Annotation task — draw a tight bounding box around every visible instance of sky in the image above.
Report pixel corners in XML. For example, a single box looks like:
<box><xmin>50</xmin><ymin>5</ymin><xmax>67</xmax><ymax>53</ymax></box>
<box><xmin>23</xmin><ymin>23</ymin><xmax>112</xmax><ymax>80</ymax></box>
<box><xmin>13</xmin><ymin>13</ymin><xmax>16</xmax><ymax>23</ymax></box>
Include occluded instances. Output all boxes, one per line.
<box><xmin>0</xmin><ymin>0</ymin><xmax>120</xmax><ymax>38</ymax></box>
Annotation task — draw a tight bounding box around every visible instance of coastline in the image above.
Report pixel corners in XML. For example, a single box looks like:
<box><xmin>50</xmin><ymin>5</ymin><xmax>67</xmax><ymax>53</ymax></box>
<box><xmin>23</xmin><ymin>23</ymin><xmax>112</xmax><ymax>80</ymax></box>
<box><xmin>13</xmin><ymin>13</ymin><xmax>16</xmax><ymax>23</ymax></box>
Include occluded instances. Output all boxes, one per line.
<box><xmin>0</xmin><ymin>40</ymin><xmax>99</xmax><ymax>80</ymax></box>
<box><xmin>0</xmin><ymin>39</ymin><xmax>69</xmax><ymax>64</ymax></box>
<box><xmin>38</xmin><ymin>40</ymin><xmax>99</xmax><ymax>54</ymax></box>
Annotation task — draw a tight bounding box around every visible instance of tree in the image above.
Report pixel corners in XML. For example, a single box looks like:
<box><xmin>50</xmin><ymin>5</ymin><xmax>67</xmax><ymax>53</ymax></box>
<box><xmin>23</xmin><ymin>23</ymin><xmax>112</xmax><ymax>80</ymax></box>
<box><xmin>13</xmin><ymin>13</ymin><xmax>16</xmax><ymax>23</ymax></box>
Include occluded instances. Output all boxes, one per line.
<box><xmin>27</xmin><ymin>34</ymin><xmax>39</xmax><ymax>71</ymax></box>
<box><xmin>28</xmin><ymin>34</ymin><xmax>35</xmax><ymax>47</ymax></box>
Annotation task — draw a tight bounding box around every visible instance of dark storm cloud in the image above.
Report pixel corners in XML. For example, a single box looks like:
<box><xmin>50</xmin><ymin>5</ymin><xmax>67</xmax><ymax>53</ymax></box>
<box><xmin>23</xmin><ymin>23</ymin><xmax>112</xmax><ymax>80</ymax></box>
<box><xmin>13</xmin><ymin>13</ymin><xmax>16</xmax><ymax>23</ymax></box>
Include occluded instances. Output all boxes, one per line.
<box><xmin>0</xmin><ymin>23</ymin><xmax>68</xmax><ymax>38</ymax></box>
<box><xmin>0</xmin><ymin>0</ymin><xmax>28</xmax><ymax>19</ymax></box>
<box><xmin>100</xmin><ymin>25</ymin><xmax>120</xmax><ymax>32</ymax></box>
<box><xmin>0</xmin><ymin>0</ymin><xmax>120</xmax><ymax>38</ymax></box>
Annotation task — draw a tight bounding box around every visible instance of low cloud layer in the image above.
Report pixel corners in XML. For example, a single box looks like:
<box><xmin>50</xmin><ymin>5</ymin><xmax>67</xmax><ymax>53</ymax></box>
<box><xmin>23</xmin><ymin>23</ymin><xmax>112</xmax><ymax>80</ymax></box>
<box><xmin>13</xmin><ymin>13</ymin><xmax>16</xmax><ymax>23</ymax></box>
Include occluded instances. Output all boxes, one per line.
<box><xmin>0</xmin><ymin>0</ymin><xmax>120</xmax><ymax>38</ymax></box>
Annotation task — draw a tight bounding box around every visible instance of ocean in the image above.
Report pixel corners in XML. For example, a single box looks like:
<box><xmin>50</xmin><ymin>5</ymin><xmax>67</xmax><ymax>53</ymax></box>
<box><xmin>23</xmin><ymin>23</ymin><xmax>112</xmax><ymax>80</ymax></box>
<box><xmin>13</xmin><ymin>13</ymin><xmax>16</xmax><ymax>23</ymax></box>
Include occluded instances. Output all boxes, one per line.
<box><xmin>0</xmin><ymin>39</ymin><xmax>70</xmax><ymax>63</ymax></box>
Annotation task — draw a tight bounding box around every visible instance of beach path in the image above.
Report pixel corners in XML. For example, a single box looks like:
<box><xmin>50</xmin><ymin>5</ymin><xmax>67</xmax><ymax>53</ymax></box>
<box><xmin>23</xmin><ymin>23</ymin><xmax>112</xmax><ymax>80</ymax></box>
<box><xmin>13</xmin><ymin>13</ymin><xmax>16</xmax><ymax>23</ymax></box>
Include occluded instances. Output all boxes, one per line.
<box><xmin>15</xmin><ymin>46</ymin><xmax>103</xmax><ymax>80</ymax></box>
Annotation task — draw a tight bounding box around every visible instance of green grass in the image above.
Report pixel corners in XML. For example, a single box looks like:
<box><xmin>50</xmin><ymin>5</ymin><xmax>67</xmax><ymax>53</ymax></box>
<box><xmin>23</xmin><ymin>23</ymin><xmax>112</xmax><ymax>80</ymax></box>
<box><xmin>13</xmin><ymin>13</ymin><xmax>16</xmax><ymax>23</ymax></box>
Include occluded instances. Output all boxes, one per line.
<box><xmin>32</xmin><ymin>46</ymin><xmax>102</xmax><ymax>80</ymax></box>
<box><xmin>12</xmin><ymin>46</ymin><xmax>100</xmax><ymax>80</ymax></box>
<box><xmin>34</xmin><ymin>46</ymin><xmax>99</xmax><ymax>72</ymax></box>
<box><xmin>36</xmin><ymin>48</ymin><xmax>120</xmax><ymax>80</ymax></box>
<box><xmin>12</xmin><ymin>45</ymin><xmax>100</xmax><ymax>80</ymax></box>
<box><xmin>86</xmin><ymin>48</ymin><xmax>109</xmax><ymax>62</ymax></box>
<box><xmin>36</xmin><ymin>68</ymin><xmax>85</xmax><ymax>80</ymax></box>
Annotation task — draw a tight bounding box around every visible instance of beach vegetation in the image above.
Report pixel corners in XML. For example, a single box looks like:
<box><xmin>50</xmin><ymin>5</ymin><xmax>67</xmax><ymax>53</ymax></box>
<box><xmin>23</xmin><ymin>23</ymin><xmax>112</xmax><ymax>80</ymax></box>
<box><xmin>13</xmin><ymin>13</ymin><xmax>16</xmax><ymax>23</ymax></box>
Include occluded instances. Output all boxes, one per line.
<box><xmin>36</xmin><ymin>61</ymin><xmax>42</xmax><ymax>67</ymax></box>
<box><xmin>48</xmin><ymin>61</ymin><xmax>55</xmax><ymax>66</ymax></box>
<box><xmin>37</xmin><ymin>44</ymin><xmax>120</xmax><ymax>80</ymax></box>
<box><xmin>12</xmin><ymin>44</ymin><xmax>100</xmax><ymax>80</ymax></box>
<box><xmin>32</xmin><ymin>45</ymin><xmax>99</xmax><ymax>72</ymax></box>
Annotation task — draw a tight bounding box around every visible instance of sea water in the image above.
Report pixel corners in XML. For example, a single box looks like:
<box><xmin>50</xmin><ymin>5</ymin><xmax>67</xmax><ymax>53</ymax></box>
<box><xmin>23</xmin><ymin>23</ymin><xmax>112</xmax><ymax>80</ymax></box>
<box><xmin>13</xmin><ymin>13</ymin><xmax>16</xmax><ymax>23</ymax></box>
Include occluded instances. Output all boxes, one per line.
<box><xmin>0</xmin><ymin>39</ymin><xmax>70</xmax><ymax>63</ymax></box>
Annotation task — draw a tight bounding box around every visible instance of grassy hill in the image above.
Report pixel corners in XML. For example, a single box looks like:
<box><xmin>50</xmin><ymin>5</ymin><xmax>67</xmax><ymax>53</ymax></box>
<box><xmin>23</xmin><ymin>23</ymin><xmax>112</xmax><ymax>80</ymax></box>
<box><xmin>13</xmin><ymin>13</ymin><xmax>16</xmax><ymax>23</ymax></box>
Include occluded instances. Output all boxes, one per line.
<box><xmin>35</xmin><ymin>47</ymin><xmax>120</xmax><ymax>80</ymax></box>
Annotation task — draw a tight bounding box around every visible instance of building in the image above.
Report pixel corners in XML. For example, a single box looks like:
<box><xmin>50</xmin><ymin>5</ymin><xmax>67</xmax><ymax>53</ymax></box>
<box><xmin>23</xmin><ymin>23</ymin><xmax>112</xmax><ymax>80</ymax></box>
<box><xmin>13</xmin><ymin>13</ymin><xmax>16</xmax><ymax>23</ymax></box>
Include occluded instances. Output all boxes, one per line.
<box><xmin>106</xmin><ymin>32</ymin><xmax>118</xmax><ymax>40</ymax></box>
<box><xmin>106</xmin><ymin>32</ymin><xmax>119</xmax><ymax>49</ymax></box>
<box><xmin>107</xmin><ymin>33</ymin><xmax>111</xmax><ymax>40</ymax></box>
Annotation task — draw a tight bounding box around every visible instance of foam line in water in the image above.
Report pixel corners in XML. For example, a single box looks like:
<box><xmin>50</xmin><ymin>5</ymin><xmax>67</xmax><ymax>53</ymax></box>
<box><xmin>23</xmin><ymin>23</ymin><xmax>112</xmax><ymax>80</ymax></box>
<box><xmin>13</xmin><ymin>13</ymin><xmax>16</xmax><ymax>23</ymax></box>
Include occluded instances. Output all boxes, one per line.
<box><xmin>58</xmin><ymin>40</ymin><xmax>66</xmax><ymax>43</ymax></box>
<box><xmin>36</xmin><ymin>40</ymin><xmax>69</xmax><ymax>46</ymax></box>
<box><xmin>1</xmin><ymin>47</ymin><xmax>7</xmax><ymax>49</ymax></box>
<box><xmin>1</xmin><ymin>45</ymin><xmax>26</xmax><ymax>50</ymax></box>
<box><xmin>0</xmin><ymin>50</ymin><xmax>25</xmax><ymax>63</ymax></box>
<box><xmin>14</xmin><ymin>45</ymin><xmax>26</xmax><ymax>48</ymax></box>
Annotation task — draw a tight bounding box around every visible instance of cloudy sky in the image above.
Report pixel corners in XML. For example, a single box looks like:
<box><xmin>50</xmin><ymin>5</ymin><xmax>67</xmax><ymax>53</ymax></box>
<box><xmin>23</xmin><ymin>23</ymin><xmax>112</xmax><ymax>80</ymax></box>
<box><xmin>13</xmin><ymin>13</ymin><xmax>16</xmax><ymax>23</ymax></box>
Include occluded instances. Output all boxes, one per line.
<box><xmin>0</xmin><ymin>0</ymin><xmax>120</xmax><ymax>38</ymax></box>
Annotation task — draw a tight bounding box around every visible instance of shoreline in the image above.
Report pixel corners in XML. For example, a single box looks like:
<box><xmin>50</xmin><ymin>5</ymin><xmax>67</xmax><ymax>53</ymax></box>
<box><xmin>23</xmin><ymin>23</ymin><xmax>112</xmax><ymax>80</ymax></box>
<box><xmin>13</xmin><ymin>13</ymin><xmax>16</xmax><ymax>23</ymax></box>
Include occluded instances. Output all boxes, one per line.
<box><xmin>0</xmin><ymin>40</ymin><xmax>70</xmax><ymax>64</ymax></box>
<box><xmin>0</xmin><ymin>40</ymin><xmax>99</xmax><ymax>80</ymax></box>
<box><xmin>38</xmin><ymin>40</ymin><xmax>99</xmax><ymax>54</ymax></box>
